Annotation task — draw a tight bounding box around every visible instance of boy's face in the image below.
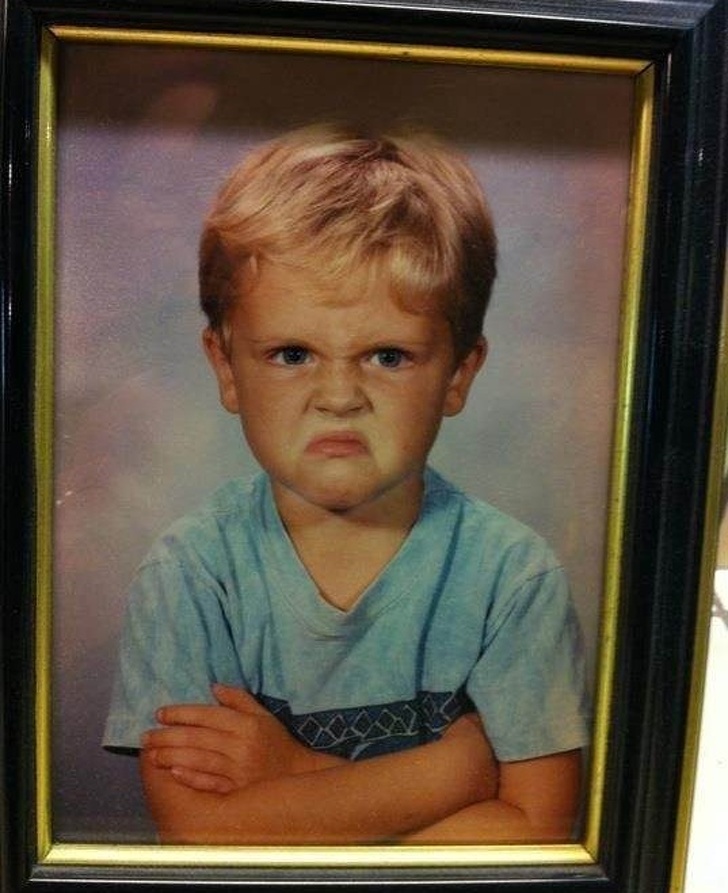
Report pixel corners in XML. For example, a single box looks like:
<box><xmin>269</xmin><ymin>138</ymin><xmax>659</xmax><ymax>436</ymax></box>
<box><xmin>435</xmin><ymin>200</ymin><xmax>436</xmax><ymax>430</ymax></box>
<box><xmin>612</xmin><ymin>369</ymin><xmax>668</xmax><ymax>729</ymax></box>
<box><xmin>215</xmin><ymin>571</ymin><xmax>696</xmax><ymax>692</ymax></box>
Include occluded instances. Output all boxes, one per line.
<box><xmin>204</xmin><ymin>260</ymin><xmax>485</xmax><ymax>520</ymax></box>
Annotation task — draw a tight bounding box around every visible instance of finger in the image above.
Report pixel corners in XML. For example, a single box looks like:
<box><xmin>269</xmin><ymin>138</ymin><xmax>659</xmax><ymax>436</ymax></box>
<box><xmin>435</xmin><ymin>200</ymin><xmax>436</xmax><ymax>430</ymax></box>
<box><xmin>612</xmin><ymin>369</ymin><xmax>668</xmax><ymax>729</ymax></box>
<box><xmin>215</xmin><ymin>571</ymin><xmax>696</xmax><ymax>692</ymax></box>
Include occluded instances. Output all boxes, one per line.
<box><xmin>169</xmin><ymin>765</ymin><xmax>235</xmax><ymax>794</ymax></box>
<box><xmin>156</xmin><ymin>703</ymin><xmax>253</xmax><ymax>732</ymax></box>
<box><xmin>143</xmin><ymin>726</ymin><xmax>231</xmax><ymax>752</ymax></box>
<box><xmin>451</xmin><ymin>711</ymin><xmax>482</xmax><ymax>729</ymax></box>
<box><xmin>462</xmin><ymin>711</ymin><xmax>485</xmax><ymax>731</ymax></box>
<box><xmin>443</xmin><ymin>711</ymin><xmax>488</xmax><ymax>742</ymax></box>
<box><xmin>148</xmin><ymin>745</ymin><xmax>235</xmax><ymax>781</ymax></box>
<box><xmin>212</xmin><ymin>684</ymin><xmax>268</xmax><ymax>716</ymax></box>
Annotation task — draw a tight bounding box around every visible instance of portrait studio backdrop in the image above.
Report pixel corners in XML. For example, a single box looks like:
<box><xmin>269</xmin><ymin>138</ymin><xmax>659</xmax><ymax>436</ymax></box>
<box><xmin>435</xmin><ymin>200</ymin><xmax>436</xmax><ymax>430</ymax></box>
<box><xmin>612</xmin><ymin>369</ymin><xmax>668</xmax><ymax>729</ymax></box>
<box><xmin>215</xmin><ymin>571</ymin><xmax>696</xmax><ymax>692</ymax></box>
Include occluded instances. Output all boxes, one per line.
<box><xmin>50</xmin><ymin>42</ymin><xmax>633</xmax><ymax>839</ymax></box>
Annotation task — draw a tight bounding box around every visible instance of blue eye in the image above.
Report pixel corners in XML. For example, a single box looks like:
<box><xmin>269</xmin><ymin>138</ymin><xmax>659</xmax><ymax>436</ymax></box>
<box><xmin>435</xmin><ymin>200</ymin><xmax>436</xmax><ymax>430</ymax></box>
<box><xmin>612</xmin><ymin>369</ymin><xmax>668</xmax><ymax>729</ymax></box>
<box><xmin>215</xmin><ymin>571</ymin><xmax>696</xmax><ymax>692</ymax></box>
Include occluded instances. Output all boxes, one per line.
<box><xmin>372</xmin><ymin>348</ymin><xmax>407</xmax><ymax>368</ymax></box>
<box><xmin>272</xmin><ymin>346</ymin><xmax>310</xmax><ymax>366</ymax></box>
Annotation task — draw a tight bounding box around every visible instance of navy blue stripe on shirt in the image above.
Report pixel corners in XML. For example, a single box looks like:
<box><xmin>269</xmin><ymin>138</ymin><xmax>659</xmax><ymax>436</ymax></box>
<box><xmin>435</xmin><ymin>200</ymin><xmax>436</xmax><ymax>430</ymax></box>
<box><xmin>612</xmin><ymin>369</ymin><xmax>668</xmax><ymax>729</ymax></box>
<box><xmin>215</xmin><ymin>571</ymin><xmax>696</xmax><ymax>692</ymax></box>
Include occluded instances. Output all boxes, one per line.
<box><xmin>256</xmin><ymin>689</ymin><xmax>474</xmax><ymax>759</ymax></box>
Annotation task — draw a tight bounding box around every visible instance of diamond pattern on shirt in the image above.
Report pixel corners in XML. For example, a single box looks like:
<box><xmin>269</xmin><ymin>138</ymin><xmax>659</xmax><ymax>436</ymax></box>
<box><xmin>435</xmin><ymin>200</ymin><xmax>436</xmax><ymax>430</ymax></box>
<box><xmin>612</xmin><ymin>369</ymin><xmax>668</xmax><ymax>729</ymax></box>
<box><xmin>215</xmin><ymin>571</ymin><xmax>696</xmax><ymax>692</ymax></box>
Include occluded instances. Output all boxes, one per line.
<box><xmin>257</xmin><ymin>689</ymin><xmax>473</xmax><ymax>759</ymax></box>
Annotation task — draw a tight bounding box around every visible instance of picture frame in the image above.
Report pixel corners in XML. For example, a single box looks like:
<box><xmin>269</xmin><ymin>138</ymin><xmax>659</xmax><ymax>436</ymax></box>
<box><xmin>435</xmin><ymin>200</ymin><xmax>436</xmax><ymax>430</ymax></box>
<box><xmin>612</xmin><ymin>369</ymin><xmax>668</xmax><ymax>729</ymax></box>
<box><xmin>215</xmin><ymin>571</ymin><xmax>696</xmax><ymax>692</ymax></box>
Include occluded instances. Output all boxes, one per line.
<box><xmin>1</xmin><ymin>1</ymin><xmax>726</xmax><ymax>892</ymax></box>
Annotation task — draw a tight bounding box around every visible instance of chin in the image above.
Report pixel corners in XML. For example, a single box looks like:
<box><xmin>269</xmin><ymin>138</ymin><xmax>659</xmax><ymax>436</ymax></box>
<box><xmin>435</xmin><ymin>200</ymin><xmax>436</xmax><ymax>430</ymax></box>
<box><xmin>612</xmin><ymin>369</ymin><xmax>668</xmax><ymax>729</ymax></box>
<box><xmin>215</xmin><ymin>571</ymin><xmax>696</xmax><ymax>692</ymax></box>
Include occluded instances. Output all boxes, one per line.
<box><xmin>309</xmin><ymin>487</ymin><xmax>372</xmax><ymax>514</ymax></box>
<box><xmin>279</xmin><ymin>463</ymin><xmax>413</xmax><ymax>516</ymax></box>
<box><xmin>297</xmin><ymin>475</ymin><xmax>384</xmax><ymax>514</ymax></box>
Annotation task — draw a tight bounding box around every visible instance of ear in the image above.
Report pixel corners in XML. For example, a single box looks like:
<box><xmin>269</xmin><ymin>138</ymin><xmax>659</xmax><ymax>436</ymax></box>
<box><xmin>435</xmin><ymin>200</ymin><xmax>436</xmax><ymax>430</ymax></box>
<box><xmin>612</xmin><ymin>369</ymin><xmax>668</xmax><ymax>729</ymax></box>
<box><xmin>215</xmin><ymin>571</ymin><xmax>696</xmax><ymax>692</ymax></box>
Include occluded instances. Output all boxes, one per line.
<box><xmin>443</xmin><ymin>336</ymin><xmax>487</xmax><ymax>417</ymax></box>
<box><xmin>202</xmin><ymin>327</ymin><xmax>240</xmax><ymax>415</ymax></box>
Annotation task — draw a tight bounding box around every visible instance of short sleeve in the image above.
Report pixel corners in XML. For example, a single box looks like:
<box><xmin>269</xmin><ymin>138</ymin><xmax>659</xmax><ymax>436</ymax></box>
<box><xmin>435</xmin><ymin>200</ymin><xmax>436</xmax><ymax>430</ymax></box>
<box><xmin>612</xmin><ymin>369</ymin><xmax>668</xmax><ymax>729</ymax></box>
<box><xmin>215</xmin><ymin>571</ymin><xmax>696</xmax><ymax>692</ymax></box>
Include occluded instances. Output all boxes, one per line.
<box><xmin>466</xmin><ymin>564</ymin><xmax>590</xmax><ymax>762</ymax></box>
<box><xmin>102</xmin><ymin>557</ymin><xmax>246</xmax><ymax>751</ymax></box>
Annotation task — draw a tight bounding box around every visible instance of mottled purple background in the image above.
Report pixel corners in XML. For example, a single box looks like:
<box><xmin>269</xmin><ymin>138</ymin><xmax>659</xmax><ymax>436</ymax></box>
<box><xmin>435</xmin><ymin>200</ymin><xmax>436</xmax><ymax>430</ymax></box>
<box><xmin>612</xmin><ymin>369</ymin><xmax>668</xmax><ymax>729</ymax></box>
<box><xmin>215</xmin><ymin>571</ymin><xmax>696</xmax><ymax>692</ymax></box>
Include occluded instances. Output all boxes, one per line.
<box><xmin>51</xmin><ymin>42</ymin><xmax>634</xmax><ymax>840</ymax></box>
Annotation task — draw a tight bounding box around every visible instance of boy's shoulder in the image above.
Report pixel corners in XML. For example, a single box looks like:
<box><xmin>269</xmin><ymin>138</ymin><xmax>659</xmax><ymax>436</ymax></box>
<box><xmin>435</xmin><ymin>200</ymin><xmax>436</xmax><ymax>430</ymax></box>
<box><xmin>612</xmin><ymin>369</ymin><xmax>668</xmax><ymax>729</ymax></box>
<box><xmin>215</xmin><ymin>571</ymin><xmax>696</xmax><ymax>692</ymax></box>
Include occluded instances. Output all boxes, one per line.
<box><xmin>140</xmin><ymin>473</ymin><xmax>270</xmax><ymax>568</ymax></box>
<box><xmin>171</xmin><ymin>473</ymin><xmax>264</xmax><ymax>525</ymax></box>
<box><xmin>424</xmin><ymin>467</ymin><xmax>562</xmax><ymax>576</ymax></box>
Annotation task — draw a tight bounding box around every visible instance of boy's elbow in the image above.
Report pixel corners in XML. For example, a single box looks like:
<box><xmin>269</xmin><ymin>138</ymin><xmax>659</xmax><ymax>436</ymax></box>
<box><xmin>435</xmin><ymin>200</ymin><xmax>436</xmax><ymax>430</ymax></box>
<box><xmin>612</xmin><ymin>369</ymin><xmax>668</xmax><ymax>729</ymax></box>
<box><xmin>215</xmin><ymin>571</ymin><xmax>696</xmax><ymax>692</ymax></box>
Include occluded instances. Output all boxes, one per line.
<box><xmin>501</xmin><ymin>747</ymin><xmax>583</xmax><ymax>843</ymax></box>
<box><xmin>147</xmin><ymin>795</ymin><xmax>241</xmax><ymax>845</ymax></box>
<box><xmin>140</xmin><ymin>750</ymin><xmax>234</xmax><ymax>844</ymax></box>
<box><xmin>521</xmin><ymin>808</ymin><xmax>579</xmax><ymax>843</ymax></box>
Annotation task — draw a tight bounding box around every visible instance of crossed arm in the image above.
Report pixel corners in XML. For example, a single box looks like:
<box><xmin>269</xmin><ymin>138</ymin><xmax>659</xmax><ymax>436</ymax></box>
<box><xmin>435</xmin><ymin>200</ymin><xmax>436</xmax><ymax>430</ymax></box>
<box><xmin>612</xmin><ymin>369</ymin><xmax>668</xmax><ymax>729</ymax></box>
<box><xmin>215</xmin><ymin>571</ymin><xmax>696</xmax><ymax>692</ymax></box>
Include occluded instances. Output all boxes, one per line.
<box><xmin>140</xmin><ymin>685</ymin><xmax>581</xmax><ymax>845</ymax></box>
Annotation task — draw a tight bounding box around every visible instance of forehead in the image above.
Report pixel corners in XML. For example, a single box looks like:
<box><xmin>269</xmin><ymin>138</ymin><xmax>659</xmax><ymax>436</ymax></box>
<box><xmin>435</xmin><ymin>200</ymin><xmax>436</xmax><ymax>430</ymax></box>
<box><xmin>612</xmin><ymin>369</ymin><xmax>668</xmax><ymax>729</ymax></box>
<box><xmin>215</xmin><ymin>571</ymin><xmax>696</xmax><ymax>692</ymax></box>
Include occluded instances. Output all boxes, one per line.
<box><xmin>233</xmin><ymin>259</ymin><xmax>445</xmax><ymax>328</ymax></box>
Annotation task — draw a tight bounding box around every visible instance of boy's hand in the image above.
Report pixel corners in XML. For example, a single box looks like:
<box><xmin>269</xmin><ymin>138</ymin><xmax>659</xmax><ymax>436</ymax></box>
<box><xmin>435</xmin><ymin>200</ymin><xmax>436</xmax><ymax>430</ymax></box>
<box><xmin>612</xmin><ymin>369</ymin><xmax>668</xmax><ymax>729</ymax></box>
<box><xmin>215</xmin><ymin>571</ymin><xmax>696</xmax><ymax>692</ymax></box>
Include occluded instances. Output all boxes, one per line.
<box><xmin>142</xmin><ymin>685</ymin><xmax>339</xmax><ymax>794</ymax></box>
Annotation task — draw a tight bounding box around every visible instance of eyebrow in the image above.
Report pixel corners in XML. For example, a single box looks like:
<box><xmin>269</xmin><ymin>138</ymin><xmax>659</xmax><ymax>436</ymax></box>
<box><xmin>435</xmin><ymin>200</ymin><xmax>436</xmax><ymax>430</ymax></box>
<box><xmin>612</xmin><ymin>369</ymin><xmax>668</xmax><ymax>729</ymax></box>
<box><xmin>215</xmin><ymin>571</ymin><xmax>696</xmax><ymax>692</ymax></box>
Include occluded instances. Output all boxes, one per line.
<box><xmin>244</xmin><ymin>335</ymin><xmax>436</xmax><ymax>348</ymax></box>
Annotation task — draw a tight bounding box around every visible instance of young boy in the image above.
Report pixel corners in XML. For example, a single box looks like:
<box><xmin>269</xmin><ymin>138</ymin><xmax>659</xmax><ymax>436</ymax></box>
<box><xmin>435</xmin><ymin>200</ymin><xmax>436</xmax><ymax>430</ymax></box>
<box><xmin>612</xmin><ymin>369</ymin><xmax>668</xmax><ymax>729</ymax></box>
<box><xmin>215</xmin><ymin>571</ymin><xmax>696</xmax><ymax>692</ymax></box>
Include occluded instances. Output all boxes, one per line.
<box><xmin>103</xmin><ymin>126</ymin><xmax>589</xmax><ymax>845</ymax></box>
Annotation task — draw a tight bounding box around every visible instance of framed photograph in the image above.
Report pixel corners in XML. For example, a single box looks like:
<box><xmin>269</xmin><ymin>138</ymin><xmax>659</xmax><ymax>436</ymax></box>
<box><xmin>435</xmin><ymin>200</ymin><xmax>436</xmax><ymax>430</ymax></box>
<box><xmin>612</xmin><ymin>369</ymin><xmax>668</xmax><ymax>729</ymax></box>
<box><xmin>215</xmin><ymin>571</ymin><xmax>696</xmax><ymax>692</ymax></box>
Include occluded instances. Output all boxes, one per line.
<box><xmin>2</xmin><ymin>1</ymin><xmax>726</xmax><ymax>891</ymax></box>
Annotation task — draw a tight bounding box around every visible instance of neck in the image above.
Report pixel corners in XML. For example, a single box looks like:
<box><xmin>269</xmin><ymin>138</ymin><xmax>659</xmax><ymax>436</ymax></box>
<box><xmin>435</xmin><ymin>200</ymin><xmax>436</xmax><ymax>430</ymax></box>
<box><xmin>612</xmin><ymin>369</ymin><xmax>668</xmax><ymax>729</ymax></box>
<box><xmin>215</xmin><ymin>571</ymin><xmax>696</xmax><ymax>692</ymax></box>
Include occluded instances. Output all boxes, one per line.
<box><xmin>270</xmin><ymin>476</ymin><xmax>425</xmax><ymax>611</ymax></box>
<box><xmin>272</xmin><ymin>475</ymin><xmax>424</xmax><ymax>536</ymax></box>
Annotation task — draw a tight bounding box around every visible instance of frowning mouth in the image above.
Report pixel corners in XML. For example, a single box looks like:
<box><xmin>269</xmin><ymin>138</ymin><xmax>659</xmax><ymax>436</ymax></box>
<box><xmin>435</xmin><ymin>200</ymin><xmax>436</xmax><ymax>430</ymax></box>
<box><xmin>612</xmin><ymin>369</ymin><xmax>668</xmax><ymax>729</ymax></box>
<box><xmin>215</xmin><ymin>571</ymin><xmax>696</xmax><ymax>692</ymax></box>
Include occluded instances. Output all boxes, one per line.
<box><xmin>305</xmin><ymin>432</ymin><xmax>368</xmax><ymax>458</ymax></box>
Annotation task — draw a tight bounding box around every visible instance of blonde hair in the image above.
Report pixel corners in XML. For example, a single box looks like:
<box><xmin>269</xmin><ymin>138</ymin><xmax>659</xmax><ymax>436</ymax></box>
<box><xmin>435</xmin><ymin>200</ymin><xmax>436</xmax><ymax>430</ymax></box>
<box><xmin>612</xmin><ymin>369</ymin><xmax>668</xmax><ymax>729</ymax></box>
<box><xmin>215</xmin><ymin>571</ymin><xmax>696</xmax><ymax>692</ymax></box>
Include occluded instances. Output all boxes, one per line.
<box><xmin>199</xmin><ymin>125</ymin><xmax>497</xmax><ymax>358</ymax></box>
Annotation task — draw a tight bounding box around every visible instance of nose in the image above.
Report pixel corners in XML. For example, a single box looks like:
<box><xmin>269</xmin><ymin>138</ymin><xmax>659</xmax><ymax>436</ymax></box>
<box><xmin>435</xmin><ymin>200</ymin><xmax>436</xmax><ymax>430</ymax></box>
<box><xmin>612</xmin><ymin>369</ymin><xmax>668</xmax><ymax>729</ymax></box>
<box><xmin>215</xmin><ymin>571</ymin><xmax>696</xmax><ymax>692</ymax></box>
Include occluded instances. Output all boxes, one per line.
<box><xmin>311</xmin><ymin>361</ymin><xmax>368</xmax><ymax>416</ymax></box>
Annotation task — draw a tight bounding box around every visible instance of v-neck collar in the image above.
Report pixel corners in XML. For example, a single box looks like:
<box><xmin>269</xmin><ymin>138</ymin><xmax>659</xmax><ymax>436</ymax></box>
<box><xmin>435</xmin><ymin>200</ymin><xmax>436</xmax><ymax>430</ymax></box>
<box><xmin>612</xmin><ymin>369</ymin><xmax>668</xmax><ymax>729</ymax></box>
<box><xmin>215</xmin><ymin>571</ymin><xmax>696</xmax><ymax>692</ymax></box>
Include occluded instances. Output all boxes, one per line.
<box><xmin>255</xmin><ymin>469</ymin><xmax>460</xmax><ymax>638</ymax></box>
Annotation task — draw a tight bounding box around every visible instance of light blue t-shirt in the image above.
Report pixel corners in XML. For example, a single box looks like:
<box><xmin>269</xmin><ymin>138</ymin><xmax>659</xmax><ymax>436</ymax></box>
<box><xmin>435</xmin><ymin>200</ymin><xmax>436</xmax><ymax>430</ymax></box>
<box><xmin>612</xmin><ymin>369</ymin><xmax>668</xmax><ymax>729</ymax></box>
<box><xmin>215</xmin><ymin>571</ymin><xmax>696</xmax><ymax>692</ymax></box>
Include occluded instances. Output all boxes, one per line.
<box><xmin>104</xmin><ymin>468</ymin><xmax>590</xmax><ymax>762</ymax></box>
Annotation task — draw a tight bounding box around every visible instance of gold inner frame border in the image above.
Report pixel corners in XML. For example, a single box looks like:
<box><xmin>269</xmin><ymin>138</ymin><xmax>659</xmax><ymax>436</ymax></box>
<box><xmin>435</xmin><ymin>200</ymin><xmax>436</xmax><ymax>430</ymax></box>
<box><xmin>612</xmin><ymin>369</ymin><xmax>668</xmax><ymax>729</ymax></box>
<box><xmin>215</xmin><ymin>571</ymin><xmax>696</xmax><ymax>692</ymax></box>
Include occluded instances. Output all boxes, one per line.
<box><xmin>34</xmin><ymin>23</ymin><xmax>655</xmax><ymax>871</ymax></box>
